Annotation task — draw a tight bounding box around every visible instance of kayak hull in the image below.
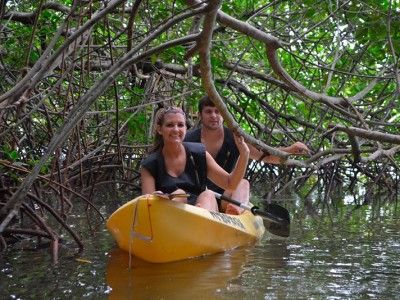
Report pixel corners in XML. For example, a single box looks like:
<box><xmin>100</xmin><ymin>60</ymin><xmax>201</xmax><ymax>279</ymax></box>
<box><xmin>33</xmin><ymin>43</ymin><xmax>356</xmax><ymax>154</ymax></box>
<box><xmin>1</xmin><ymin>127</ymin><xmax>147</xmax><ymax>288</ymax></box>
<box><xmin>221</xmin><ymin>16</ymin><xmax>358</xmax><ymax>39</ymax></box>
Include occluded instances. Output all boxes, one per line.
<box><xmin>106</xmin><ymin>194</ymin><xmax>265</xmax><ymax>263</ymax></box>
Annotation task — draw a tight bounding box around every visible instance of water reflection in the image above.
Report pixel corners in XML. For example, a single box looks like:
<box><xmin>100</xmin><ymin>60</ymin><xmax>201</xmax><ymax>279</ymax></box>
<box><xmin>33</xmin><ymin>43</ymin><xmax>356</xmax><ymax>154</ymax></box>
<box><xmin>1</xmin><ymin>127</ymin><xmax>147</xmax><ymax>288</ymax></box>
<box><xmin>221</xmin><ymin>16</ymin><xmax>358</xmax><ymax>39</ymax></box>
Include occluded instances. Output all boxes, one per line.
<box><xmin>105</xmin><ymin>238</ymin><xmax>291</xmax><ymax>300</ymax></box>
<box><xmin>106</xmin><ymin>247</ymin><xmax>248</xmax><ymax>299</ymax></box>
<box><xmin>2</xmin><ymin>198</ymin><xmax>400</xmax><ymax>299</ymax></box>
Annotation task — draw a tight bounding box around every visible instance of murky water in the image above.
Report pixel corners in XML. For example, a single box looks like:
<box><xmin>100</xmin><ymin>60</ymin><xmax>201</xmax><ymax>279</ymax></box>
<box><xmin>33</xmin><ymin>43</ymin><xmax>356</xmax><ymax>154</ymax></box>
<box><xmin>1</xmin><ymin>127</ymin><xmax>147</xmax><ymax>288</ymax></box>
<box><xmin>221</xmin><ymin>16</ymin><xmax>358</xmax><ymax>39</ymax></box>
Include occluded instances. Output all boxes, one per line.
<box><xmin>1</xmin><ymin>198</ymin><xmax>400</xmax><ymax>299</ymax></box>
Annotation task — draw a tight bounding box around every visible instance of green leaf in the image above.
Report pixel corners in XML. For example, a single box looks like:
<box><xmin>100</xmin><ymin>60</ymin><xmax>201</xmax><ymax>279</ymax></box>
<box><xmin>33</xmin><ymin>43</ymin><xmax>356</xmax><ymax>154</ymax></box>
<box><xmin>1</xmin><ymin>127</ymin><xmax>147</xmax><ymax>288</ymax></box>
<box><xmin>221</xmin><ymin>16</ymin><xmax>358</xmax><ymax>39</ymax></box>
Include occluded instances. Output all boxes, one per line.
<box><xmin>8</xmin><ymin>150</ymin><xmax>19</xmax><ymax>161</ymax></box>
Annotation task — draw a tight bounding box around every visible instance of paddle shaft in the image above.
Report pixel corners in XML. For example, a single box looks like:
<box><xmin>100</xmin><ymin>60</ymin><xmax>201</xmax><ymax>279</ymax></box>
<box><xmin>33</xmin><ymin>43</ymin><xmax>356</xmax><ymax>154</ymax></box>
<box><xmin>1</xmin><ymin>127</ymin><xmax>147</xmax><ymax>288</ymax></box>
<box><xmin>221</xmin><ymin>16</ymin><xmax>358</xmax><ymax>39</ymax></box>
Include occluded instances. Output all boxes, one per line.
<box><xmin>214</xmin><ymin>192</ymin><xmax>289</xmax><ymax>226</ymax></box>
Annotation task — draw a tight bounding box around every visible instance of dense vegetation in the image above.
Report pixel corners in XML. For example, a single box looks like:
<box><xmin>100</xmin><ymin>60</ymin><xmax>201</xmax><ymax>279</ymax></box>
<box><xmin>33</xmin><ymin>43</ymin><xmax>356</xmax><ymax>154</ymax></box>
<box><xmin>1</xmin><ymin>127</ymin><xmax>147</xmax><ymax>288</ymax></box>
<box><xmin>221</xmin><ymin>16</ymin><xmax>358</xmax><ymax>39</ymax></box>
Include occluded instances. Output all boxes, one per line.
<box><xmin>1</xmin><ymin>0</ymin><xmax>399</xmax><ymax>255</ymax></box>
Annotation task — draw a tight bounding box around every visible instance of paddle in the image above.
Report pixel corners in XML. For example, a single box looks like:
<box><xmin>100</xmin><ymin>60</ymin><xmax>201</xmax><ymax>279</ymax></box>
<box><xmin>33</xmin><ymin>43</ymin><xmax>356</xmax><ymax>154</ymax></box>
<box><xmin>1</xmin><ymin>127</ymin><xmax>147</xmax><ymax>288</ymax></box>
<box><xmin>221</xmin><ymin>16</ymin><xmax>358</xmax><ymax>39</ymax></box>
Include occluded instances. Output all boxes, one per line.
<box><xmin>214</xmin><ymin>192</ymin><xmax>290</xmax><ymax>238</ymax></box>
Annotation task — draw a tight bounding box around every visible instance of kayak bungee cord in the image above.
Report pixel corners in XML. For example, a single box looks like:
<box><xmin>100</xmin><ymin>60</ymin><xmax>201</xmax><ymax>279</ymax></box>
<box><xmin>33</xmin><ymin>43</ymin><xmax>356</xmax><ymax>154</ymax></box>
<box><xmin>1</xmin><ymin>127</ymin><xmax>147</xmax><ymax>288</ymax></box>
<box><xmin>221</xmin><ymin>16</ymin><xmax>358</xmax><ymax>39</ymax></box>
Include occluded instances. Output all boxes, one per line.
<box><xmin>128</xmin><ymin>195</ymin><xmax>154</xmax><ymax>268</ymax></box>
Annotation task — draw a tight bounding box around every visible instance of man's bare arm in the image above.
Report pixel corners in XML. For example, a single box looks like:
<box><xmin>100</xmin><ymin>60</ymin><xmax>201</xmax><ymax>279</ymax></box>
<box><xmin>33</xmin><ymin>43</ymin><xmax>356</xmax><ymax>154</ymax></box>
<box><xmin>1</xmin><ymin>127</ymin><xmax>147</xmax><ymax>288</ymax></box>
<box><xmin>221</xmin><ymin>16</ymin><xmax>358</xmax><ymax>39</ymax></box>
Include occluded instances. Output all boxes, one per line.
<box><xmin>248</xmin><ymin>142</ymin><xmax>311</xmax><ymax>164</ymax></box>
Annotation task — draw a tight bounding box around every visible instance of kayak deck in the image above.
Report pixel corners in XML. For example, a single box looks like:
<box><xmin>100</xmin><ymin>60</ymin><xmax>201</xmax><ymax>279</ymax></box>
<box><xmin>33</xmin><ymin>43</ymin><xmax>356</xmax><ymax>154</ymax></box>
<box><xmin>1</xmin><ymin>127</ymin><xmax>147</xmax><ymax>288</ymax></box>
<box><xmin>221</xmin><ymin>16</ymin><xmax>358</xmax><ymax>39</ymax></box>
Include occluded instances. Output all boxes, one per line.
<box><xmin>106</xmin><ymin>194</ymin><xmax>265</xmax><ymax>263</ymax></box>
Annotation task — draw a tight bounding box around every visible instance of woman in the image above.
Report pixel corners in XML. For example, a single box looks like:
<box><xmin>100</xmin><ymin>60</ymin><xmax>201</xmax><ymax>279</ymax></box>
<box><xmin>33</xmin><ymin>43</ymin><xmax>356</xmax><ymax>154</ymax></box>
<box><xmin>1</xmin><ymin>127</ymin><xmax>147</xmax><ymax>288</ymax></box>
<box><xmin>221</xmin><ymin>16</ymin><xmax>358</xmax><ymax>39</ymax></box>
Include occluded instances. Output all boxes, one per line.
<box><xmin>140</xmin><ymin>106</ymin><xmax>249</xmax><ymax>213</ymax></box>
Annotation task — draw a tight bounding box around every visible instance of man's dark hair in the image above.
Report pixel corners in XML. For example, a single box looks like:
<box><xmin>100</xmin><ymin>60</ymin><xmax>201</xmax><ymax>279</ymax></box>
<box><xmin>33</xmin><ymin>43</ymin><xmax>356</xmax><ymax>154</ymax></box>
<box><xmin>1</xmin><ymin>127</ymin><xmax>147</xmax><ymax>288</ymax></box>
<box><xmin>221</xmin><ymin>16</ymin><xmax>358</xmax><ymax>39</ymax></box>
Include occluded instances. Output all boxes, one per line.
<box><xmin>198</xmin><ymin>96</ymin><xmax>215</xmax><ymax>113</ymax></box>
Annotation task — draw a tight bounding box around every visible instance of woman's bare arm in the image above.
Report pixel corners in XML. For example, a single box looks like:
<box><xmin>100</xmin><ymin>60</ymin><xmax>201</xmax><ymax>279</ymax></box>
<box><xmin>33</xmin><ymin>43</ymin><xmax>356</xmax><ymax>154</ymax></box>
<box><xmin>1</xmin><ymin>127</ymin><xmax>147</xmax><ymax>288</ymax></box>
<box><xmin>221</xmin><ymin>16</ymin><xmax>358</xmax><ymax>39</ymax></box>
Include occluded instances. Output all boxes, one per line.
<box><xmin>207</xmin><ymin>134</ymin><xmax>249</xmax><ymax>191</ymax></box>
<box><xmin>140</xmin><ymin>167</ymin><xmax>156</xmax><ymax>194</ymax></box>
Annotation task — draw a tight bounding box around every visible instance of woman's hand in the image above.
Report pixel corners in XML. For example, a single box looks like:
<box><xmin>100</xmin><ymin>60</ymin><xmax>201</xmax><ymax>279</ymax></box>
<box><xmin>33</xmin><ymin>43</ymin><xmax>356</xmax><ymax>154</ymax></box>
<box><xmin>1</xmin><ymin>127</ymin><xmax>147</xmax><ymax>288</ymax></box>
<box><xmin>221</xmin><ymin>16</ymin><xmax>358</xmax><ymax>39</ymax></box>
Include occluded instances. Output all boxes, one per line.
<box><xmin>153</xmin><ymin>189</ymin><xmax>188</xmax><ymax>202</ymax></box>
<box><xmin>171</xmin><ymin>188</ymin><xmax>187</xmax><ymax>196</ymax></box>
<box><xmin>170</xmin><ymin>189</ymin><xmax>189</xmax><ymax>203</ymax></box>
<box><xmin>233</xmin><ymin>133</ymin><xmax>250</xmax><ymax>157</ymax></box>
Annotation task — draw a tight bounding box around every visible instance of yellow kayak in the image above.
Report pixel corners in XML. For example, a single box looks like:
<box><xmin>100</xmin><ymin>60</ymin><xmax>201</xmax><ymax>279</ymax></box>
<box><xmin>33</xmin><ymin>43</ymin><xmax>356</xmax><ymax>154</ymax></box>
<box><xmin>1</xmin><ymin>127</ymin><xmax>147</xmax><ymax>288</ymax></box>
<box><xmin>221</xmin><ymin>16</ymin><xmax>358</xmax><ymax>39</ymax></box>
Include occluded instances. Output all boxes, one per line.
<box><xmin>106</xmin><ymin>194</ymin><xmax>265</xmax><ymax>263</ymax></box>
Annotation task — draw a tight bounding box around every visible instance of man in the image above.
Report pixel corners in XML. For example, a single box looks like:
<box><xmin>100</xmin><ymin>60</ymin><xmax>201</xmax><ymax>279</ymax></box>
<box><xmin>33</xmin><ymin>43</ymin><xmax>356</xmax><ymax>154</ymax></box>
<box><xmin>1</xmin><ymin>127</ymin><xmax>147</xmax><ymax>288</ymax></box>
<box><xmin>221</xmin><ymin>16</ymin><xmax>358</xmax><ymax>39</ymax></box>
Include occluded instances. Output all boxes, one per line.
<box><xmin>184</xmin><ymin>96</ymin><xmax>310</xmax><ymax>214</ymax></box>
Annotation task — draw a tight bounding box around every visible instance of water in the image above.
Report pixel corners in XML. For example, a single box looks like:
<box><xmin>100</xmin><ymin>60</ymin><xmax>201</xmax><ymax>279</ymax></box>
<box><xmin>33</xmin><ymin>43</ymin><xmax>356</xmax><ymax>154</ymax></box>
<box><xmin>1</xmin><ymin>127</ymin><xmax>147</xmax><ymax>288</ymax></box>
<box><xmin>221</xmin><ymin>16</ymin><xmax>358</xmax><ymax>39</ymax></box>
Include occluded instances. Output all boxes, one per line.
<box><xmin>1</xmin><ymin>199</ymin><xmax>400</xmax><ymax>299</ymax></box>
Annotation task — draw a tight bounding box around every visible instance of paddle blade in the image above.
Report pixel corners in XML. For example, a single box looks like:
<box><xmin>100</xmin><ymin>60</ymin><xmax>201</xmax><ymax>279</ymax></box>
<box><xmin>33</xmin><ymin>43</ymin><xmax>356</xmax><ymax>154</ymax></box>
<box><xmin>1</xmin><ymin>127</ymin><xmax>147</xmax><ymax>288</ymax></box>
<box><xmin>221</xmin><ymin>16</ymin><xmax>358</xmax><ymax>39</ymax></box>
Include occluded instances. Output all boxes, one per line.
<box><xmin>265</xmin><ymin>203</ymin><xmax>290</xmax><ymax>224</ymax></box>
<box><xmin>256</xmin><ymin>203</ymin><xmax>290</xmax><ymax>237</ymax></box>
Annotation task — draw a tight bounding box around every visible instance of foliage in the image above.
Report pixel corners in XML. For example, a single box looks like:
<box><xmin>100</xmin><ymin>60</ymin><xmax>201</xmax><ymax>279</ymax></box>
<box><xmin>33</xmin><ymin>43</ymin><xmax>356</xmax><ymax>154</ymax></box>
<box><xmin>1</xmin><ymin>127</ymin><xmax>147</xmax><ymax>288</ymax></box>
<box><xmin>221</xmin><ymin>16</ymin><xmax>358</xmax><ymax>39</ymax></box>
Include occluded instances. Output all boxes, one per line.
<box><xmin>1</xmin><ymin>0</ymin><xmax>400</xmax><ymax>250</ymax></box>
